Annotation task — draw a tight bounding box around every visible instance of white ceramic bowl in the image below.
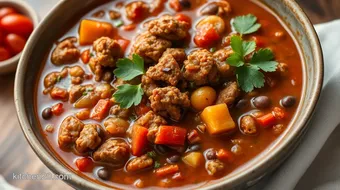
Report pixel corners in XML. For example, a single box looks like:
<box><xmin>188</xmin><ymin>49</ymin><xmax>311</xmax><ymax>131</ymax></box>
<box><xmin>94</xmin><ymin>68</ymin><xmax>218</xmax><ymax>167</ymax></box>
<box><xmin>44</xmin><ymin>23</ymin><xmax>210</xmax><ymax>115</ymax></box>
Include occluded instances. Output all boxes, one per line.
<box><xmin>0</xmin><ymin>0</ymin><xmax>39</xmax><ymax>74</ymax></box>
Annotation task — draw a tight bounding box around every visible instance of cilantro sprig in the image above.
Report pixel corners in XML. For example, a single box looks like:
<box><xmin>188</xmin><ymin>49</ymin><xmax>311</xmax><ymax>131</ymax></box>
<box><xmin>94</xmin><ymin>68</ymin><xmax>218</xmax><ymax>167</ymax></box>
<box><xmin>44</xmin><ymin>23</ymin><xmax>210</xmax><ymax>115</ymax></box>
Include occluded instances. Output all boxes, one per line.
<box><xmin>113</xmin><ymin>54</ymin><xmax>145</xmax><ymax>108</ymax></box>
<box><xmin>227</xmin><ymin>36</ymin><xmax>278</xmax><ymax>92</ymax></box>
<box><xmin>114</xmin><ymin>54</ymin><xmax>145</xmax><ymax>81</ymax></box>
<box><xmin>232</xmin><ymin>14</ymin><xmax>261</xmax><ymax>35</ymax></box>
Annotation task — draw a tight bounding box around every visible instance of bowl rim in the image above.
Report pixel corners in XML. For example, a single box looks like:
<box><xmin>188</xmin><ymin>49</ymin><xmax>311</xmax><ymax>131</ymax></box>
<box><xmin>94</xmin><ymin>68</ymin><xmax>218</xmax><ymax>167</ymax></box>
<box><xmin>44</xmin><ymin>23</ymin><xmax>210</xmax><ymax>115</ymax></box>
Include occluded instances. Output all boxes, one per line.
<box><xmin>14</xmin><ymin>0</ymin><xmax>324</xmax><ymax>189</ymax></box>
<box><xmin>0</xmin><ymin>0</ymin><xmax>39</xmax><ymax>74</ymax></box>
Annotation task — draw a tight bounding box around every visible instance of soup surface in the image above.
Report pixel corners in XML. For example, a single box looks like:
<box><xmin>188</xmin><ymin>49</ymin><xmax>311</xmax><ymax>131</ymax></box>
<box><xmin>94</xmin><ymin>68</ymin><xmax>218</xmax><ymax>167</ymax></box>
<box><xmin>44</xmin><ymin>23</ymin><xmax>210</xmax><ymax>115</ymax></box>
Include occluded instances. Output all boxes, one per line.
<box><xmin>36</xmin><ymin>0</ymin><xmax>303</xmax><ymax>189</ymax></box>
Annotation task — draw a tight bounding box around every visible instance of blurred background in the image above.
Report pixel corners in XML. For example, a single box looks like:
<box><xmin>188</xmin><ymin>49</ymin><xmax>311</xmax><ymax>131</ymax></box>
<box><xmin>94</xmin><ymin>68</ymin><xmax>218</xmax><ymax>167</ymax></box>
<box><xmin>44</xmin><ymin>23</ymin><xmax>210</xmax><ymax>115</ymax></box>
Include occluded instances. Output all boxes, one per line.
<box><xmin>0</xmin><ymin>0</ymin><xmax>339</xmax><ymax>189</ymax></box>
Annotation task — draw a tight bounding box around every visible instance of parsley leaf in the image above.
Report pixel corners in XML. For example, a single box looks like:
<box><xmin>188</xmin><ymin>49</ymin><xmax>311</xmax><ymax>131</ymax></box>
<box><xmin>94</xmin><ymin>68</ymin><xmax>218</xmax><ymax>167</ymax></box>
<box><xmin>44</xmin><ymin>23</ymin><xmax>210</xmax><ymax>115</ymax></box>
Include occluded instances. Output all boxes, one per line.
<box><xmin>236</xmin><ymin>65</ymin><xmax>265</xmax><ymax>93</ymax></box>
<box><xmin>154</xmin><ymin>161</ymin><xmax>161</xmax><ymax>169</ymax></box>
<box><xmin>112</xmin><ymin>84</ymin><xmax>144</xmax><ymax>108</ymax></box>
<box><xmin>227</xmin><ymin>36</ymin><xmax>256</xmax><ymax>67</ymax></box>
<box><xmin>113</xmin><ymin>54</ymin><xmax>145</xmax><ymax>81</ymax></box>
<box><xmin>250</xmin><ymin>49</ymin><xmax>278</xmax><ymax>72</ymax></box>
<box><xmin>233</xmin><ymin>14</ymin><xmax>261</xmax><ymax>35</ymax></box>
<box><xmin>226</xmin><ymin>36</ymin><xmax>278</xmax><ymax>92</ymax></box>
<box><xmin>147</xmin><ymin>151</ymin><xmax>157</xmax><ymax>159</ymax></box>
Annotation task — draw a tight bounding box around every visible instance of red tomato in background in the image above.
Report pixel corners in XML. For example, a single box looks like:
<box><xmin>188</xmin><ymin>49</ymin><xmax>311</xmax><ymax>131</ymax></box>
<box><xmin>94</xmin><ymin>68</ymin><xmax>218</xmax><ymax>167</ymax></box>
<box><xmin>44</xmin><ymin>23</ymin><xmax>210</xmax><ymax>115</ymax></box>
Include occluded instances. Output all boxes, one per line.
<box><xmin>0</xmin><ymin>47</ymin><xmax>11</xmax><ymax>61</ymax></box>
<box><xmin>0</xmin><ymin>7</ymin><xmax>16</xmax><ymax>19</ymax></box>
<box><xmin>0</xmin><ymin>29</ymin><xmax>4</xmax><ymax>44</ymax></box>
<box><xmin>0</xmin><ymin>14</ymin><xmax>33</xmax><ymax>37</ymax></box>
<box><xmin>5</xmin><ymin>33</ymin><xmax>26</xmax><ymax>54</ymax></box>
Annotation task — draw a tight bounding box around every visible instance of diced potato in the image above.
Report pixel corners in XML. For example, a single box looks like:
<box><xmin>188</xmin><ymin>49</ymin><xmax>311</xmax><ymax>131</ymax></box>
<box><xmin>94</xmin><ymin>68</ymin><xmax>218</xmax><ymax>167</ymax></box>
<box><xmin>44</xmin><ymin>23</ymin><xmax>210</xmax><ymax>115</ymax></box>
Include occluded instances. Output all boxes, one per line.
<box><xmin>182</xmin><ymin>152</ymin><xmax>204</xmax><ymax>168</ymax></box>
<box><xmin>200</xmin><ymin>104</ymin><xmax>236</xmax><ymax>135</ymax></box>
<box><xmin>79</xmin><ymin>19</ymin><xmax>114</xmax><ymax>45</ymax></box>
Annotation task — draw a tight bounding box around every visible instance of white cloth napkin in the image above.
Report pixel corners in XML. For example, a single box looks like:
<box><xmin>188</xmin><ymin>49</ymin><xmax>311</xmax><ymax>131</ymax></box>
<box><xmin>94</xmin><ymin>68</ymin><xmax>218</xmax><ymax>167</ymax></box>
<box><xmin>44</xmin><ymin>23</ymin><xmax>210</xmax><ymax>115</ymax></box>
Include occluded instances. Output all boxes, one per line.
<box><xmin>2</xmin><ymin>1</ymin><xmax>340</xmax><ymax>190</ymax></box>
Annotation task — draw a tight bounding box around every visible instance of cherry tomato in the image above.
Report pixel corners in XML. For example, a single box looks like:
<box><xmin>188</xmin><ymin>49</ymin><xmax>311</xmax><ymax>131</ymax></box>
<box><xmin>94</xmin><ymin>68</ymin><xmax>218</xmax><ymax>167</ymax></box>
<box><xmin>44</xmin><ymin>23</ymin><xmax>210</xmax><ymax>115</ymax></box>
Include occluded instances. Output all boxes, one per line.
<box><xmin>194</xmin><ymin>27</ymin><xmax>220</xmax><ymax>47</ymax></box>
<box><xmin>0</xmin><ymin>7</ymin><xmax>16</xmax><ymax>19</ymax></box>
<box><xmin>0</xmin><ymin>46</ymin><xmax>11</xmax><ymax>61</ymax></box>
<box><xmin>0</xmin><ymin>29</ymin><xmax>4</xmax><ymax>44</ymax></box>
<box><xmin>4</xmin><ymin>33</ymin><xmax>26</xmax><ymax>54</ymax></box>
<box><xmin>75</xmin><ymin>157</ymin><xmax>94</xmax><ymax>172</ymax></box>
<box><xmin>0</xmin><ymin>14</ymin><xmax>33</xmax><ymax>37</ymax></box>
<box><xmin>51</xmin><ymin>103</ymin><xmax>64</xmax><ymax>116</ymax></box>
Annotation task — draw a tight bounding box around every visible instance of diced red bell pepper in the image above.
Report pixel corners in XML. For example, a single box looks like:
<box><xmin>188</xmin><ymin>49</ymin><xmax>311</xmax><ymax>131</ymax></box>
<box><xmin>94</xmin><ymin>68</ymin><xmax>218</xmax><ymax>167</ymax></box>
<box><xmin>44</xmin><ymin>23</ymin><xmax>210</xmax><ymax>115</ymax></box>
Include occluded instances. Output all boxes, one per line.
<box><xmin>90</xmin><ymin>99</ymin><xmax>111</xmax><ymax>121</ymax></box>
<box><xmin>216</xmin><ymin>148</ymin><xmax>234</xmax><ymax>162</ymax></box>
<box><xmin>80</xmin><ymin>49</ymin><xmax>90</xmax><ymax>64</ymax></box>
<box><xmin>175</xmin><ymin>13</ymin><xmax>191</xmax><ymax>26</ymax></box>
<box><xmin>51</xmin><ymin>103</ymin><xmax>64</xmax><ymax>116</ymax></box>
<box><xmin>252</xmin><ymin>36</ymin><xmax>267</xmax><ymax>48</ymax></box>
<box><xmin>257</xmin><ymin>113</ymin><xmax>276</xmax><ymax>128</ymax></box>
<box><xmin>131</xmin><ymin>125</ymin><xmax>149</xmax><ymax>156</ymax></box>
<box><xmin>155</xmin><ymin>126</ymin><xmax>187</xmax><ymax>146</ymax></box>
<box><xmin>116</xmin><ymin>38</ymin><xmax>130</xmax><ymax>52</ymax></box>
<box><xmin>135</xmin><ymin>102</ymin><xmax>151</xmax><ymax>117</ymax></box>
<box><xmin>75</xmin><ymin>157</ymin><xmax>94</xmax><ymax>172</ymax></box>
<box><xmin>194</xmin><ymin>27</ymin><xmax>220</xmax><ymax>48</ymax></box>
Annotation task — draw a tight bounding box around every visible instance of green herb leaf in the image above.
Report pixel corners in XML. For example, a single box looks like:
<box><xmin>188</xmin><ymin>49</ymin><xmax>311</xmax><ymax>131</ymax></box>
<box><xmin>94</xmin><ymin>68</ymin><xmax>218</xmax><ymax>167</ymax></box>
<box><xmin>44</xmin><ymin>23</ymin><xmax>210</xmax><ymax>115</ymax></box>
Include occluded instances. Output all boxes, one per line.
<box><xmin>113</xmin><ymin>54</ymin><xmax>145</xmax><ymax>81</ymax></box>
<box><xmin>236</xmin><ymin>65</ymin><xmax>265</xmax><ymax>93</ymax></box>
<box><xmin>230</xmin><ymin>35</ymin><xmax>243</xmax><ymax>56</ymax></box>
<box><xmin>56</xmin><ymin>75</ymin><xmax>62</xmax><ymax>83</ymax></box>
<box><xmin>242</xmin><ymin>41</ymin><xmax>256</xmax><ymax>56</ymax></box>
<box><xmin>154</xmin><ymin>161</ymin><xmax>161</xmax><ymax>169</ymax></box>
<box><xmin>233</xmin><ymin>14</ymin><xmax>261</xmax><ymax>35</ymax></box>
<box><xmin>147</xmin><ymin>151</ymin><xmax>157</xmax><ymax>159</ymax></box>
<box><xmin>250</xmin><ymin>49</ymin><xmax>278</xmax><ymax>72</ymax></box>
<box><xmin>210</xmin><ymin>47</ymin><xmax>216</xmax><ymax>53</ymax></box>
<box><xmin>114</xmin><ymin>19</ymin><xmax>124</xmax><ymax>27</ymax></box>
<box><xmin>112</xmin><ymin>84</ymin><xmax>144</xmax><ymax>108</ymax></box>
<box><xmin>227</xmin><ymin>53</ymin><xmax>244</xmax><ymax>67</ymax></box>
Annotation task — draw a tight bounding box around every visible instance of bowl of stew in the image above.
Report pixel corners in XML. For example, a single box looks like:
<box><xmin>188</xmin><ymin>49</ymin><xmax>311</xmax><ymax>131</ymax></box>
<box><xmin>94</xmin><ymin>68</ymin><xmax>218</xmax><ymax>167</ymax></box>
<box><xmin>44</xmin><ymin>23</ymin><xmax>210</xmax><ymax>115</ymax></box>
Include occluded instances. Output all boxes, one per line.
<box><xmin>0</xmin><ymin>0</ymin><xmax>37</xmax><ymax>74</ymax></box>
<box><xmin>15</xmin><ymin>0</ymin><xmax>323</xmax><ymax>189</ymax></box>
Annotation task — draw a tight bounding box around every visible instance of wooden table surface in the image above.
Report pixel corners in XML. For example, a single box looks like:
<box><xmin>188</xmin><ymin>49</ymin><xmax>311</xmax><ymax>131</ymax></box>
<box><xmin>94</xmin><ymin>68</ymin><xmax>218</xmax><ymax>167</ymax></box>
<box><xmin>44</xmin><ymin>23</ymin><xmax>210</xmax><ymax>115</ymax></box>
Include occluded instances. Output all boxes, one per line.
<box><xmin>0</xmin><ymin>1</ymin><xmax>339</xmax><ymax>189</ymax></box>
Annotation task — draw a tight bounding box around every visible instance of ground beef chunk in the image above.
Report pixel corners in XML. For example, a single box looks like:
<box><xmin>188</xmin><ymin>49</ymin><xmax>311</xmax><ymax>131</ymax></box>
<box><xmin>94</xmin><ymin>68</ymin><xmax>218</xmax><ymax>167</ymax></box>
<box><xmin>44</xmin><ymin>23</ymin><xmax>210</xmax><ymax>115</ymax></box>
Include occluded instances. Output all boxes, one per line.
<box><xmin>89</xmin><ymin>37</ymin><xmax>122</xmax><ymax>81</ymax></box>
<box><xmin>148</xmin><ymin>15</ymin><xmax>189</xmax><ymax>41</ymax></box>
<box><xmin>206</xmin><ymin>160</ymin><xmax>225</xmax><ymax>175</ymax></box>
<box><xmin>216</xmin><ymin>82</ymin><xmax>240</xmax><ymax>107</ymax></box>
<box><xmin>141</xmin><ymin>75</ymin><xmax>158</xmax><ymax>97</ymax></box>
<box><xmin>93</xmin><ymin>139</ymin><xmax>130</xmax><ymax>166</ymax></box>
<box><xmin>213</xmin><ymin>48</ymin><xmax>235</xmax><ymax>77</ymax></box>
<box><xmin>131</xmin><ymin>32</ymin><xmax>171</xmax><ymax>63</ymax></box>
<box><xmin>104</xmin><ymin>117</ymin><xmax>130</xmax><ymax>136</ymax></box>
<box><xmin>75</xmin><ymin>124</ymin><xmax>101</xmax><ymax>153</ymax></box>
<box><xmin>58</xmin><ymin>116</ymin><xmax>84</xmax><ymax>149</ymax></box>
<box><xmin>163</xmin><ymin>48</ymin><xmax>186</xmax><ymax>65</ymax></box>
<box><xmin>51</xmin><ymin>37</ymin><xmax>80</xmax><ymax>65</ymax></box>
<box><xmin>183</xmin><ymin>49</ymin><xmax>218</xmax><ymax>86</ymax></box>
<box><xmin>125</xmin><ymin>1</ymin><xmax>150</xmax><ymax>21</ymax></box>
<box><xmin>126</xmin><ymin>154</ymin><xmax>153</xmax><ymax>172</ymax></box>
<box><xmin>44</xmin><ymin>72</ymin><xmax>59</xmax><ymax>88</ymax></box>
<box><xmin>146</xmin><ymin>53</ymin><xmax>181</xmax><ymax>86</ymax></box>
<box><xmin>109</xmin><ymin>10</ymin><xmax>121</xmax><ymax>20</ymax></box>
<box><xmin>149</xmin><ymin>87</ymin><xmax>190</xmax><ymax>121</ymax></box>
<box><xmin>69</xmin><ymin>65</ymin><xmax>86</xmax><ymax>84</ymax></box>
<box><xmin>135</xmin><ymin>111</ymin><xmax>167</xmax><ymax>142</ymax></box>
<box><xmin>109</xmin><ymin>104</ymin><xmax>130</xmax><ymax>119</ymax></box>
<box><xmin>69</xmin><ymin>85</ymin><xmax>85</xmax><ymax>103</ymax></box>
<box><xmin>50</xmin><ymin>86</ymin><xmax>69</xmax><ymax>102</ymax></box>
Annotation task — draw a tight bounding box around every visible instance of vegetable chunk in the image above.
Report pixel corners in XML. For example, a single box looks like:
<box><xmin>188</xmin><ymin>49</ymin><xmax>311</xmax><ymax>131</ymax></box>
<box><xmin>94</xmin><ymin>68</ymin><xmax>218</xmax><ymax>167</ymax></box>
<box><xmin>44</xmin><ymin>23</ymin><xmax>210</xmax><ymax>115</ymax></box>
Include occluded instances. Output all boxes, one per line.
<box><xmin>200</xmin><ymin>104</ymin><xmax>236</xmax><ymax>135</ymax></box>
<box><xmin>155</xmin><ymin>125</ymin><xmax>187</xmax><ymax>146</ymax></box>
<box><xmin>79</xmin><ymin>19</ymin><xmax>114</xmax><ymax>45</ymax></box>
<box><xmin>182</xmin><ymin>152</ymin><xmax>204</xmax><ymax>168</ymax></box>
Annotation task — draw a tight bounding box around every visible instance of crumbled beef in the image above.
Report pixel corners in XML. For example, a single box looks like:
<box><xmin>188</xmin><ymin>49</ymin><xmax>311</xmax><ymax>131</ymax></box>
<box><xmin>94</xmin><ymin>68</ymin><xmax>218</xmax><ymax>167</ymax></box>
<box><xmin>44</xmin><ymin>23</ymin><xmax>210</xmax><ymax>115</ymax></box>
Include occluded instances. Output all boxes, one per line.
<box><xmin>93</xmin><ymin>139</ymin><xmax>130</xmax><ymax>166</ymax></box>
<box><xmin>126</xmin><ymin>154</ymin><xmax>153</xmax><ymax>172</ymax></box>
<box><xmin>75</xmin><ymin>124</ymin><xmax>101</xmax><ymax>153</ymax></box>
<box><xmin>135</xmin><ymin>111</ymin><xmax>167</xmax><ymax>143</ymax></box>
<box><xmin>58</xmin><ymin>116</ymin><xmax>84</xmax><ymax>149</ymax></box>
<box><xmin>216</xmin><ymin>82</ymin><xmax>240</xmax><ymax>107</ymax></box>
<box><xmin>51</xmin><ymin>37</ymin><xmax>80</xmax><ymax>65</ymax></box>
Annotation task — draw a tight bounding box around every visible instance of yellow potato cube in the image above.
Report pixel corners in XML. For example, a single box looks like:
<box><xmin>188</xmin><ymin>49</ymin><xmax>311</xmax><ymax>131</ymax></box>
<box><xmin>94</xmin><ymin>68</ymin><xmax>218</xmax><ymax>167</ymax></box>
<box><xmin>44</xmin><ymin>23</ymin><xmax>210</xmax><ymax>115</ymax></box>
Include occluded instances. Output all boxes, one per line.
<box><xmin>200</xmin><ymin>104</ymin><xmax>236</xmax><ymax>135</ymax></box>
<box><xmin>182</xmin><ymin>152</ymin><xmax>204</xmax><ymax>168</ymax></box>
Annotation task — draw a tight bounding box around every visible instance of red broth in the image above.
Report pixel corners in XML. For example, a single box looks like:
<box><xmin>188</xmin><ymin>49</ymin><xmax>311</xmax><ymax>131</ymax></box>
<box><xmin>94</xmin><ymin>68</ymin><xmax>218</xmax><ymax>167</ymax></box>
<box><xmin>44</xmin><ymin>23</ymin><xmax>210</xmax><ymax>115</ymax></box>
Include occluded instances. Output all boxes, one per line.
<box><xmin>35</xmin><ymin>0</ymin><xmax>303</xmax><ymax>189</ymax></box>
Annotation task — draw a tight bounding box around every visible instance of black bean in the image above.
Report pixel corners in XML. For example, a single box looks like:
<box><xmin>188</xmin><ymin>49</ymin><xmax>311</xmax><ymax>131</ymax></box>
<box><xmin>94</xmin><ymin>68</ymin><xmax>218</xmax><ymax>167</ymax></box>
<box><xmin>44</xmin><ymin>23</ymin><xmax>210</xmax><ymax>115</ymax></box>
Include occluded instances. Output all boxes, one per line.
<box><xmin>252</xmin><ymin>96</ymin><xmax>271</xmax><ymax>109</ymax></box>
<box><xmin>281</xmin><ymin>96</ymin><xmax>296</xmax><ymax>108</ymax></box>
<box><xmin>179</xmin><ymin>0</ymin><xmax>191</xmax><ymax>9</ymax></box>
<box><xmin>205</xmin><ymin>149</ymin><xmax>217</xmax><ymax>160</ymax></box>
<box><xmin>97</xmin><ymin>168</ymin><xmax>111</xmax><ymax>180</ymax></box>
<box><xmin>200</xmin><ymin>3</ymin><xmax>219</xmax><ymax>15</ymax></box>
<box><xmin>236</xmin><ymin>99</ymin><xmax>248</xmax><ymax>109</ymax></box>
<box><xmin>189</xmin><ymin>144</ymin><xmax>201</xmax><ymax>152</ymax></box>
<box><xmin>155</xmin><ymin>144</ymin><xmax>170</xmax><ymax>155</ymax></box>
<box><xmin>167</xmin><ymin>155</ymin><xmax>181</xmax><ymax>163</ymax></box>
<box><xmin>42</xmin><ymin>107</ymin><xmax>52</xmax><ymax>120</ymax></box>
